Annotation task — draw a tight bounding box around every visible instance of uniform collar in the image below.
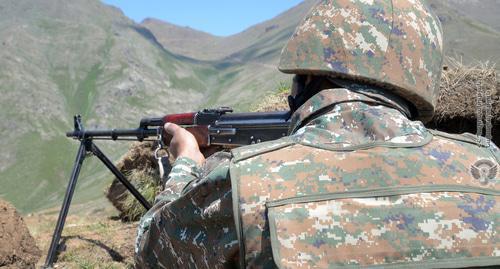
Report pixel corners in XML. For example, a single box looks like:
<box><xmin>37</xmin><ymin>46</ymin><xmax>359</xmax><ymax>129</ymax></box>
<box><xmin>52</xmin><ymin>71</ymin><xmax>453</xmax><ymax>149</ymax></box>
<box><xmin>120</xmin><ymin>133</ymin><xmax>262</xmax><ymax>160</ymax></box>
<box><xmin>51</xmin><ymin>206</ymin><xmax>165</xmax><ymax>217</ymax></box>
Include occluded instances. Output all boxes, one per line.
<box><xmin>288</xmin><ymin>88</ymin><xmax>429</xmax><ymax>147</ymax></box>
<box><xmin>289</xmin><ymin>88</ymin><xmax>387</xmax><ymax>133</ymax></box>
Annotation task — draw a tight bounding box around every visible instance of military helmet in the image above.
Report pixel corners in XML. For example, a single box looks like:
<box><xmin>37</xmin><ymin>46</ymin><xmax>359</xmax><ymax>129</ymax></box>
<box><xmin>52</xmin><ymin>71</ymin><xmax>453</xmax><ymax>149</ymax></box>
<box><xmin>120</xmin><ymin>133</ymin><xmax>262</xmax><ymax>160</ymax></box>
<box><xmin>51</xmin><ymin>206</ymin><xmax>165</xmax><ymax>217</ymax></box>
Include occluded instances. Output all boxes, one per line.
<box><xmin>279</xmin><ymin>0</ymin><xmax>444</xmax><ymax>122</ymax></box>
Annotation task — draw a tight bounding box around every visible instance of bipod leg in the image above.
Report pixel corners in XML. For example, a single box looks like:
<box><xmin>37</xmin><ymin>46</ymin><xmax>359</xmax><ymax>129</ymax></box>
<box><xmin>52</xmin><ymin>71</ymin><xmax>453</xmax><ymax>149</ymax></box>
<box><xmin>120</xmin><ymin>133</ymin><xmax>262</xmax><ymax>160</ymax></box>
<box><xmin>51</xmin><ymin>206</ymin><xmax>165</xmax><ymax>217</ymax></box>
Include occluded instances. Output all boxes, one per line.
<box><xmin>90</xmin><ymin>143</ymin><xmax>152</xmax><ymax>210</ymax></box>
<box><xmin>43</xmin><ymin>140</ymin><xmax>88</xmax><ymax>268</ymax></box>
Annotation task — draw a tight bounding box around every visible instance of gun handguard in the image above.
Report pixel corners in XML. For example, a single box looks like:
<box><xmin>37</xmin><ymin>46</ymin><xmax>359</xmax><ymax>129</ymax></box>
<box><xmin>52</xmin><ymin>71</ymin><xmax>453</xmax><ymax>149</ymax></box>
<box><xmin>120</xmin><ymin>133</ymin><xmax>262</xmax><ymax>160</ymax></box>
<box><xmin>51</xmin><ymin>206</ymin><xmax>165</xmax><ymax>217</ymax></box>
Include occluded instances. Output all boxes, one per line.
<box><xmin>67</xmin><ymin>107</ymin><xmax>291</xmax><ymax>149</ymax></box>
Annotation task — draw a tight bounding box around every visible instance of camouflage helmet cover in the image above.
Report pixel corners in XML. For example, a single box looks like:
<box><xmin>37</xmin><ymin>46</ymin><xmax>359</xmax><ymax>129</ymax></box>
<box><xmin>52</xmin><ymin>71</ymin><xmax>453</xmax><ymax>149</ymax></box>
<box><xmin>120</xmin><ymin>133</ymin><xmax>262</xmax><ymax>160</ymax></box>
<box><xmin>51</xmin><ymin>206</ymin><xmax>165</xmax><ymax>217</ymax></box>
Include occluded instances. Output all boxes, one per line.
<box><xmin>279</xmin><ymin>0</ymin><xmax>444</xmax><ymax>121</ymax></box>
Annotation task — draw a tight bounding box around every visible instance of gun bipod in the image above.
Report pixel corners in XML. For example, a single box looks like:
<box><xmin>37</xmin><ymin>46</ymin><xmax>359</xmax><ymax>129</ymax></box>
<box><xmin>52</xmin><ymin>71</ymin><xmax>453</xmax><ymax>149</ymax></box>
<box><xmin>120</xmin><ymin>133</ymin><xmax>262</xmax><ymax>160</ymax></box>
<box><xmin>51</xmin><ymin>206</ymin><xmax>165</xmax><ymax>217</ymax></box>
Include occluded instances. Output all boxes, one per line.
<box><xmin>43</xmin><ymin>116</ymin><xmax>151</xmax><ymax>268</ymax></box>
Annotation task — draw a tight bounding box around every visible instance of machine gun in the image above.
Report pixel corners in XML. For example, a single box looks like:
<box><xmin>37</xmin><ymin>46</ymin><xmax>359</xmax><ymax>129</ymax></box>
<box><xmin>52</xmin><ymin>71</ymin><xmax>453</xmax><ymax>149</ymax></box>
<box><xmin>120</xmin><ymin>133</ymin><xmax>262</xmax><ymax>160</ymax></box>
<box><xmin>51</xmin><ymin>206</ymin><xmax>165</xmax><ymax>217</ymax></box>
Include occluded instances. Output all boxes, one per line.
<box><xmin>44</xmin><ymin>107</ymin><xmax>290</xmax><ymax>268</ymax></box>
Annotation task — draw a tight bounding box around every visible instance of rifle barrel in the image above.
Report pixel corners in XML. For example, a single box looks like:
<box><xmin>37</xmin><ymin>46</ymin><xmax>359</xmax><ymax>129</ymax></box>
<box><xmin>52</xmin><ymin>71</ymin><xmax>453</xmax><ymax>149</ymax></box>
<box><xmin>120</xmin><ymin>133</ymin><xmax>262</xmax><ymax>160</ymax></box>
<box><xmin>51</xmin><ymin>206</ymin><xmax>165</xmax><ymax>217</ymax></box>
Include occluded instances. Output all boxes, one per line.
<box><xmin>66</xmin><ymin>128</ymin><xmax>159</xmax><ymax>140</ymax></box>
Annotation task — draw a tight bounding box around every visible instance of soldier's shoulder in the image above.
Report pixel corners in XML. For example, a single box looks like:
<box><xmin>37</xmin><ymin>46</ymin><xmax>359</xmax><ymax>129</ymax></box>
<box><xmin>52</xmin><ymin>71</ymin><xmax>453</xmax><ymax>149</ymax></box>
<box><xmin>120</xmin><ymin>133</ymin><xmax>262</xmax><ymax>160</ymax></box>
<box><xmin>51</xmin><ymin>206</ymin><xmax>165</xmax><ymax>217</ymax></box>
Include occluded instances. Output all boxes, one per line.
<box><xmin>428</xmin><ymin>129</ymin><xmax>478</xmax><ymax>144</ymax></box>
<box><xmin>231</xmin><ymin>137</ymin><xmax>296</xmax><ymax>163</ymax></box>
<box><xmin>429</xmin><ymin>129</ymin><xmax>494</xmax><ymax>147</ymax></box>
<box><xmin>429</xmin><ymin>129</ymin><xmax>499</xmax><ymax>160</ymax></box>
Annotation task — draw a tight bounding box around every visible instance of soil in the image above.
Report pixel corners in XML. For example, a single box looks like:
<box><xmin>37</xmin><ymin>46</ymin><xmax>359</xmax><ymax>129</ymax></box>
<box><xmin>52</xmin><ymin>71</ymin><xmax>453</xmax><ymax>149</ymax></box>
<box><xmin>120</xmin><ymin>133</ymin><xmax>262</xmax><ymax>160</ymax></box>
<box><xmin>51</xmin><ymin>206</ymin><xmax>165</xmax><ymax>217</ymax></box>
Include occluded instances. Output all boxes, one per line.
<box><xmin>24</xmin><ymin>202</ymin><xmax>137</xmax><ymax>268</ymax></box>
<box><xmin>0</xmin><ymin>199</ymin><xmax>41</xmax><ymax>269</ymax></box>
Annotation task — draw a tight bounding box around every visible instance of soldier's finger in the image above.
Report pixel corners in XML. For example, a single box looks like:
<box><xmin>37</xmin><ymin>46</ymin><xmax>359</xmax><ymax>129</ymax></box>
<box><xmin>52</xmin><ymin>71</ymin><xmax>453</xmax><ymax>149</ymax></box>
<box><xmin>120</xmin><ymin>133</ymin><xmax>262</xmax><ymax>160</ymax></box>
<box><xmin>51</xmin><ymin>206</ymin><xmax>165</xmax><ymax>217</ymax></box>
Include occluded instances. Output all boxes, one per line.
<box><xmin>164</xmin><ymin>122</ymin><xmax>182</xmax><ymax>135</ymax></box>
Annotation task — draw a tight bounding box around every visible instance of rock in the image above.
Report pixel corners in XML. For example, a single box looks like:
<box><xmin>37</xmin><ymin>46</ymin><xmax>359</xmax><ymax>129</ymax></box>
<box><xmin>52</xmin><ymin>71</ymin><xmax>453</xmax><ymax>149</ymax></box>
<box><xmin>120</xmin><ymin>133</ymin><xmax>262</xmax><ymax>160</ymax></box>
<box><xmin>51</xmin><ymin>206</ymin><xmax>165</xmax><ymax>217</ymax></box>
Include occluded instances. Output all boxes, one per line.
<box><xmin>0</xmin><ymin>199</ymin><xmax>41</xmax><ymax>268</ymax></box>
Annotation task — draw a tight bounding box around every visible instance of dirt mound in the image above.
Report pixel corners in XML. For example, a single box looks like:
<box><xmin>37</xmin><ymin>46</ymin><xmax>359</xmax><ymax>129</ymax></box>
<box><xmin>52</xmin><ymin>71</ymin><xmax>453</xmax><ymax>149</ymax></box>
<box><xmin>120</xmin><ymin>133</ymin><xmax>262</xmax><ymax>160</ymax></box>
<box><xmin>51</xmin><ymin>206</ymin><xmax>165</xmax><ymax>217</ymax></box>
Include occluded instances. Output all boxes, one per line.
<box><xmin>0</xmin><ymin>199</ymin><xmax>41</xmax><ymax>268</ymax></box>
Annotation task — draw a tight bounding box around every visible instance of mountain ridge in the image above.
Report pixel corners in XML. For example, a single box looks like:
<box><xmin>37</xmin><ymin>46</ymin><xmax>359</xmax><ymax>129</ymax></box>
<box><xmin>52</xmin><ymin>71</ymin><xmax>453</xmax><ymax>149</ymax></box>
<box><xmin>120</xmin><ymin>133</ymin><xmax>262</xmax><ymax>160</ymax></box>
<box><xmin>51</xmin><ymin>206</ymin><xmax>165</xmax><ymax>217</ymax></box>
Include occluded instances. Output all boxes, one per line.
<box><xmin>140</xmin><ymin>0</ymin><xmax>317</xmax><ymax>62</ymax></box>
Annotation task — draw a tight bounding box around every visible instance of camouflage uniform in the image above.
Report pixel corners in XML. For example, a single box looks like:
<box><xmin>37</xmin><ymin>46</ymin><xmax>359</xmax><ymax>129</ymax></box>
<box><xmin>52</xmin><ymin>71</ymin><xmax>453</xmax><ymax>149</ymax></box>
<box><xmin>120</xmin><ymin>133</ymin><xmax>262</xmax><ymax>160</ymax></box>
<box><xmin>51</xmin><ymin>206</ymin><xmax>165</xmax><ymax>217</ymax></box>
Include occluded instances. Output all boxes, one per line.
<box><xmin>136</xmin><ymin>0</ymin><xmax>500</xmax><ymax>268</ymax></box>
<box><xmin>232</xmin><ymin>88</ymin><xmax>499</xmax><ymax>268</ymax></box>
<box><xmin>135</xmin><ymin>87</ymin><xmax>499</xmax><ymax>268</ymax></box>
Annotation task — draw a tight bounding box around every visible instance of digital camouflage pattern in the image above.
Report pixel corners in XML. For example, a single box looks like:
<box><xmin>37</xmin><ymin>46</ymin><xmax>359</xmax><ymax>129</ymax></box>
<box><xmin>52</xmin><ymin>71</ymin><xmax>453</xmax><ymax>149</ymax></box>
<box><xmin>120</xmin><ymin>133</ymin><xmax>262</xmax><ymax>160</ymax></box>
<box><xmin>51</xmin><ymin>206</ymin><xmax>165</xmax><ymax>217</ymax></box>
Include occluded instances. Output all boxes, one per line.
<box><xmin>136</xmin><ymin>88</ymin><xmax>499</xmax><ymax>268</ymax></box>
<box><xmin>231</xmin><ymin>89</ymin><xmax>499</xmax><ymax>268</ymax></box>
<box><xmin>279</xmin><ymin>0</ymin><xmax>444</xmax><ymax>122</ymax></box>
<box><xmin>135</xmin><ymin>154</ymin><xmax>239</xmax><ymax>269</ymax></box>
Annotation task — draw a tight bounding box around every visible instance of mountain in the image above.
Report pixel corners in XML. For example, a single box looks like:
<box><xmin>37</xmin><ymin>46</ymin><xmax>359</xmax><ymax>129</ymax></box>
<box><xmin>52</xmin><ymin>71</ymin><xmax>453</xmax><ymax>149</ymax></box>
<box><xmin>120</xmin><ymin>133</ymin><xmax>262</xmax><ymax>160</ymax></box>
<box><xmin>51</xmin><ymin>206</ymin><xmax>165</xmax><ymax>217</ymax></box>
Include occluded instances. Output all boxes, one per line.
<box><xmin>140</xmin><ymin>0</ymin><xmax>320</xmax><ymax>108</ymax></box>
<box><xmin>141</xmin><ymin>0</ymin><xmax>317</xmax><ymax>62</ymax></box>
<box><xmin>0</xmin><ymin>0</ymin><xmax>295</xmax><ymax>212</ymax></box>
<box><xmin>445</xmin><ymin>0</ymin><xmax>500</xmax><ymax>32</ymax></box>
<box><xmin>0</xmin><ymin>0</ymin><xmax>498</xmax><ymax>212</ymax></box>
<box><xmin>140</xmin><ymin>18</ymin><xmax>223</xmax><ymax>61</ymax></box>
<box><xmin>0</xmin><ymin>0</ymin><xmax>218</xmax><ymax>212</ymax></box>
<box><xmin>428</xmin><ymin>0</ymin><xmax>500</xmax><ymax>65</ymax></box>
<box><xmin>144</xmin><ymin>0</ymin><xmax>500</xmax><ymax>66</ymax></box>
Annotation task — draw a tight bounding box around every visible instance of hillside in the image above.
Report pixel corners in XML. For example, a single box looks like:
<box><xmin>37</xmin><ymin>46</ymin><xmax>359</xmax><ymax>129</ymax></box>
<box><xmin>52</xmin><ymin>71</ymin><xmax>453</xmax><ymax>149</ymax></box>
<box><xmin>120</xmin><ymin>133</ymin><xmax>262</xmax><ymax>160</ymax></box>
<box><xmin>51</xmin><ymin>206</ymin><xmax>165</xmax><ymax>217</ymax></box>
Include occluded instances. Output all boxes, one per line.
<box><xmin>0</xmin><ymin>0</ymin><xmax>292</xmax><ymax>212</ymax></box>
<box><xmin>0</xmin><ymin>0</ymin><xmax>499</xmax><ymax>213</ymax></box>
<box><xmin>0</xmin><ymin>0</ymin><xmax>218</xmax><ymax>212</ymax></box>
<box><xmin>445</xmin><ymin>0</ymin><xmax>500</xmax><ymax>32</ymax></box>
<box><xmin>429</xmin><ymin>0</ymin><xmax>500</xmax><ymax>65</ymax></box>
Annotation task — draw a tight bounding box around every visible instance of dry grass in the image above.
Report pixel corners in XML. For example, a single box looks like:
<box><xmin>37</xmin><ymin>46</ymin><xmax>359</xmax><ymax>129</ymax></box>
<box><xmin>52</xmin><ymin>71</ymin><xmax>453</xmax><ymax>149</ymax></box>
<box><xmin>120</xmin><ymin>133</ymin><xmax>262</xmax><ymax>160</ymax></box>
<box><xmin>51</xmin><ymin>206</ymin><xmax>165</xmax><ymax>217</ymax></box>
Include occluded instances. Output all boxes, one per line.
<box><xmin>429</xmin><ymin>59</ymin><xmax>499</xmax><ymax>145</ymax></box>
<box><xmin>120</xmin><ymin>169</ymin><xmax>159</xmax><ymax>221</ymax></box>
<box><xmin>106</xmin><ymin>142</ymin><xmax>164</xmax><ymax>221</ymax></box>
<box><xmin>250</xmin><ymin>82</ymin><xmax>290</xmax><ymax>112</ymax></box>
<box><xmin>435</xmin><ymin>58</ymin><xmax>499</xmax><ymax>122</ymax></box>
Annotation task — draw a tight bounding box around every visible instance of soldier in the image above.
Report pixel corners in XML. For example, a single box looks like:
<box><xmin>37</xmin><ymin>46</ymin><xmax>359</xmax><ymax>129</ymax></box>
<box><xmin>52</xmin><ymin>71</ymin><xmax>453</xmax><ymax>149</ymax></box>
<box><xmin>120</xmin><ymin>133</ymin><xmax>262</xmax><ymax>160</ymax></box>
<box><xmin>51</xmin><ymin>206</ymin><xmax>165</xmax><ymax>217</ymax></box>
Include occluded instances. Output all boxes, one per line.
<box><xmin>136</xmin><ymin>0</ymin><xmax>499</xmax><ymax>268</ymax></box>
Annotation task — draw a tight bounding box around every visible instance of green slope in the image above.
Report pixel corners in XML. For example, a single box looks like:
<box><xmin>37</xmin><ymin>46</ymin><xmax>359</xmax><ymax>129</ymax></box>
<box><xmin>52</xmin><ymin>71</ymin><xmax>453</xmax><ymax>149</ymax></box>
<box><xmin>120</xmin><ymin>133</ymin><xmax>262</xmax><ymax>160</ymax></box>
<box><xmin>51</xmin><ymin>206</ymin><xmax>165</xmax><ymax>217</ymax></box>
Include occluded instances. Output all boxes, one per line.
<box><xmin>428</xmin><ymin>0</ymin><xmax>500</xmax><ymax>65</ymax></box>
<box><xmin>0</xmin><ymin>0</ymin><xmax>218</xmax><ymax>212</ymax></box>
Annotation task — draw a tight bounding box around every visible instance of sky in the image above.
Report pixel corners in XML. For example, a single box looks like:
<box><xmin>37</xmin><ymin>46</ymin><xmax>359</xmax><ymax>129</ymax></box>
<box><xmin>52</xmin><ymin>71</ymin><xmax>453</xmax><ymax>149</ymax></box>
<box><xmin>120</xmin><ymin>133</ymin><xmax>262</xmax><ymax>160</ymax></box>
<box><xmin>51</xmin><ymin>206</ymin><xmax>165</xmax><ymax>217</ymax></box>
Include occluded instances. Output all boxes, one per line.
<box><xmin>101</xmin><ymin>0</ymin><xmax>304</xmax><ymax>37</ymax></box>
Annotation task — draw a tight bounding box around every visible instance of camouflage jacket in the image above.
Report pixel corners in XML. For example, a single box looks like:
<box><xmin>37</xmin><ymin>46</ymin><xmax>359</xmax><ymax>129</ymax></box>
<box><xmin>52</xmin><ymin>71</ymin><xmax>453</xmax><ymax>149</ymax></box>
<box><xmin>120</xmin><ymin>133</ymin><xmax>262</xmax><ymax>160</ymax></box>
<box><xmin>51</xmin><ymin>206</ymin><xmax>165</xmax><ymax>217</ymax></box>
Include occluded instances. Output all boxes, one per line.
<box><xmin>135</xmin><ymin>88</ymin><xmax>500</xmax><ymax>269</ymax></box>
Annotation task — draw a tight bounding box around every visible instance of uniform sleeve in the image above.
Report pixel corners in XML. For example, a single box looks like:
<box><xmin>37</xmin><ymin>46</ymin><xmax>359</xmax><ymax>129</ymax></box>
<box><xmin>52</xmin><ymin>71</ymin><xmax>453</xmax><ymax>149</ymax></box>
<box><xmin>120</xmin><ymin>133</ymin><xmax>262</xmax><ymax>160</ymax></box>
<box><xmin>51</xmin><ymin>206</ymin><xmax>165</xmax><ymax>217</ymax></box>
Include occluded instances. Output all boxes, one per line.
<box><xmin>135</xmin><ymin>153</ymin><xmax>239</xmax><ymax>269</ymax></box>
<box><xmin>155</xmin><ymin>156</ymin><xmax>201</xmax><ymax>204</ymax></box>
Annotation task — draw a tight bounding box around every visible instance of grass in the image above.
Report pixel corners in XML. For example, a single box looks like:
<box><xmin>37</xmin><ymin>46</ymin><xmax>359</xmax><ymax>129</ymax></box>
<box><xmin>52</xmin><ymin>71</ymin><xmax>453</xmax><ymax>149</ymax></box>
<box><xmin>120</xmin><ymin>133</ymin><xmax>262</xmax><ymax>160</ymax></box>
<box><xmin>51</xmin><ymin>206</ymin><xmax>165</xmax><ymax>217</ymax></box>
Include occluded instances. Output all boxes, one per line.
<box><xmin>0</xmin><ymin>32</ymin><xmax>124</xmax><ymax>213</ymax></box>
<box><xmin>155</xmin><ymin>53</ymin><xmax>215</xmax><ymax>93</ymax></box>
<box><xmin>202</xmin><ymin>66</ymin><xmax>243</xmax><ymax>108</ymax></box>
<box><xmin>26</xmin><ymin>204</ymin><xmax>137</xmax><ymax>268</ymax></box>
<box><xmin>0</xmin><ymin>130</ymin><xmax>113</xmax><ymax>213</ymax></box>
<box><xmin>120</xmin><ymin>169</ymin><xmax>160</xmax><ymax>221</ymax></box>
<box><xmin>250</xmin><ymin>81</ymin><xmax>290</xmax><ymax>112</ymax></box>
<box><xmin>37</xmin><ymin>18</ymin><xmax>62</xmax><ymax>34</ymax></box>
<box><xmin>0</xmin><ymin>131</ymin><xmax>74</xmax><ymax>212</ymax></box>
<box><xmin>75</xmin><ymin>63</ymin><xmax>103</xmax><ymax>118</ymax></box>
<box><xmin>57</xmin><ymin>226</ymin><xmax>134</xmax><ymax>269</ymax></box>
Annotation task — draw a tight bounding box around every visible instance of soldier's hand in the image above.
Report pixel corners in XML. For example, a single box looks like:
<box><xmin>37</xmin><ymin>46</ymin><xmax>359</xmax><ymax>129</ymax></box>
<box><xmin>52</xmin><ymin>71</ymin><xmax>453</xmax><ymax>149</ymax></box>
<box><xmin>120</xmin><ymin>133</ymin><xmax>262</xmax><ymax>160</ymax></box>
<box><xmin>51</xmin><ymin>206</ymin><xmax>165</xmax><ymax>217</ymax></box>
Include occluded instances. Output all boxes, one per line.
<box><xmin>163</xmin><ymin>123</ymin><xmax>205</xmax><ymax>166</ymax></box>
